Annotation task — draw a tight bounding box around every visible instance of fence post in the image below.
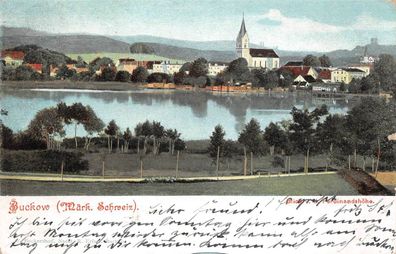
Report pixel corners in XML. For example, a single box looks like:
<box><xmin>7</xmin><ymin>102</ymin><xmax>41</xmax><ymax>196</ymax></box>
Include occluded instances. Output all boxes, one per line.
<box><xmin>348</xmin><ymin>155</ymin><xmax>351</xmax><ymax>170</ymax></box>
<box><xmin>61</xmin><ymin>160</ymin><xmax>64</xmax><ymax>181</ymax></box>
<box><xmin>140</xmin><ymin>158</ymin><xmax>143</xmax><ymax>178</ymax></box>
<box><xmin>176</xmin><ymin>150</ymin><xmax>180</xmax><ymax>179</ymax></box>
<box><xmin>250</xmin><ymin>152</ymin><xmax>253</xmax><ymax>176</ymax></box>
<box><xmin>102</xmin><ymin>160</ymin><xmax>105</xmax><ymax>179</ymax></box>
<box><xmin>243</xmin><ymin>147</ymin><xmax>247</xmax><ymax>176</ymax></box>
<box><xmin>216</xmin><ymin>146</ymin><xmax>220</xmax><ymax>180</ymax></box>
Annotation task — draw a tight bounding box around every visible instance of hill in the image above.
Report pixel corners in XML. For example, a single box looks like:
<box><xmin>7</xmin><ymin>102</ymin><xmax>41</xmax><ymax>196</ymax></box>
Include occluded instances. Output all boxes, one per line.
<box><xmin>2</xmin><ymin>26</ymin><xmax>396</xmax><ymax>65</ymax></box>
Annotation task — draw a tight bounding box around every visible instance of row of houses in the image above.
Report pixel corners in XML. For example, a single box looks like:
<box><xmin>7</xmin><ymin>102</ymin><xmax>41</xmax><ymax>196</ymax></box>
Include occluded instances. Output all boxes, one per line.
<box><xmin>279</xmin><ymin>61</ymin><xmax>371</xmax><ymax>92</ymax></box>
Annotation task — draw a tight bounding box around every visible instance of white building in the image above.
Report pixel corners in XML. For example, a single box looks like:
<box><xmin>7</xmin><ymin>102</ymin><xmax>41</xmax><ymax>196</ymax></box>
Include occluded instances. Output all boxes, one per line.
<box><xmin>208</xmin><ymin>62</ymin><xmax>228</xmax><ymax>76</ymax></box>
<box><xmin>152</xmin><ymin>61</ymin><xmax>183</xmax><ymax>75</ymax></box>
<box><xmin>236</xmin><ymin>17</ymin><xmax>280</xmax><ymax>69</ymax></box>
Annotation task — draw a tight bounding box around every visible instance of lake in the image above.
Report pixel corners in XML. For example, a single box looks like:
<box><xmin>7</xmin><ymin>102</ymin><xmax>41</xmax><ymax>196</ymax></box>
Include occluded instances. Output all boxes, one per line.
<box><xmin>0</xmin><ymin>88</ymin><xmax>357</xmax><ymax>140</ymax></box>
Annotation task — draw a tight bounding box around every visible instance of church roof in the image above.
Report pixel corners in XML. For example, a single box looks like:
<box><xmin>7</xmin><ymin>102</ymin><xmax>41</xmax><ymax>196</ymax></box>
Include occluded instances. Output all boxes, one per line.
<box><xmin>249</xmin><ymin>48</ymin><xmax>279</xmax><ymax>58</ymax></box>
<box><xmin>237</xmin><ymin>18</ymin><xmax>247</xmax><ymax>41</ymax></box>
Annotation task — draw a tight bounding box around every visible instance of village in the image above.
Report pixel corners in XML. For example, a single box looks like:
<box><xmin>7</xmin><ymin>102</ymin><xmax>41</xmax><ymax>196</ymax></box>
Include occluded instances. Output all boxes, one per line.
<box><xmin>1</xmin><ymin>17</ymin><xmax>386</xmax><ymax>96</ymax></box>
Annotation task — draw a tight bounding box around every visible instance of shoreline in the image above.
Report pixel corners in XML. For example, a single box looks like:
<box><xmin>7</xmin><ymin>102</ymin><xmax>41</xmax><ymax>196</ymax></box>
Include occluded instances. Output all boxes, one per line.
<box><xmin>0</xmin><ymin>81</ymin><xmax>384</xmax><ymax>98</ymax></box>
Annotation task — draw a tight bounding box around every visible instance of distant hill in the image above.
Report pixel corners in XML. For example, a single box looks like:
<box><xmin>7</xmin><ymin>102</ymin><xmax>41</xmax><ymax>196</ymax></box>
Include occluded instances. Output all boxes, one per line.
<box><xmin>2</xmin><ymin>26</ymin><xmax>396</xmax><ymax>65</ymax></box>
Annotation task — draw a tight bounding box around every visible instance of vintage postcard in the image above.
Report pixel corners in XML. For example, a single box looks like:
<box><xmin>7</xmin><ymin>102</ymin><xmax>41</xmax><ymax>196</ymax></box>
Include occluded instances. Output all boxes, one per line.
<box><xmin>0</xmin><ymin>0</ymin><xmax>395</xmax><ymax>253</ymax></box>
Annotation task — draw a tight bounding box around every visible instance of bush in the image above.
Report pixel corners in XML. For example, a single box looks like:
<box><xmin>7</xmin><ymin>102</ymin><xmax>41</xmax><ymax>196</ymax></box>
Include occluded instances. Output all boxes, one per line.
<box><xmin>1</xmin><ymin>150</ymin><xmax>88</xmax><ymax>173</ymax></box>
<box><xmin>272</xmin><ymin>155</ymin><xmax>285</xmax><ymax>168</ymax></box>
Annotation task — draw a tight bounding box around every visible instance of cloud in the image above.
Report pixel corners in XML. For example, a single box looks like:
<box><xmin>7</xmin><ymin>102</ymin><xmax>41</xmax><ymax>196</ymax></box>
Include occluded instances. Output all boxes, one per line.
<box><xmin>250</xmin><ymin>9</ymin><xmax>396</xmax><ymax>51</ymax></box>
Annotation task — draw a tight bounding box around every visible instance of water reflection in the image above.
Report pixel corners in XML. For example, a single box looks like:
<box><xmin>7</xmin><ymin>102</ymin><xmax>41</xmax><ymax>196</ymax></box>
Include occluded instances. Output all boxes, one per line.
<box><xmin>0</xmin><ymin>88</ymin><xmax>358</xmax><ymax>140</ymax></box>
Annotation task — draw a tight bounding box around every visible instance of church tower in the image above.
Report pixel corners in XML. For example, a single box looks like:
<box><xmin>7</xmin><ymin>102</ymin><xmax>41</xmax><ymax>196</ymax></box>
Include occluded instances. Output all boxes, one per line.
<box><xmin>236</xmin><ymin>15</ymin><xmax>250</xmax><ymax>62</ymax></box>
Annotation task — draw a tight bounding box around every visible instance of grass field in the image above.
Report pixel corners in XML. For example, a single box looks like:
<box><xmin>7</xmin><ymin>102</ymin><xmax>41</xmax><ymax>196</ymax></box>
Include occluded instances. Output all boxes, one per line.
<box><xmin>67</xmin><ymin>52</ymin><xmax>185</xmax><ymax>63</ymax></box>
<box><xmin>0</xmin><ymin>174</ymin><xmax>357</xmax><ymax>195</ymax></box>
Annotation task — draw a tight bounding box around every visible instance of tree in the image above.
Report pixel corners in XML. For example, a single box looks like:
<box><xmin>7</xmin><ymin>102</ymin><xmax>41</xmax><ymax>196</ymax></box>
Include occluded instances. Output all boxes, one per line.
<box><xmin>89</xmin><ymin>57</ymin><xmax>114</xmax><ymax>71</ymax></box>
<box><xmin>345</xmin><ymin>98</ymin><xmax>396</xmax><ymax>165</ymax></box>
<box><xmin>238</xmin><ymin>118</ymin><xmax>264</xmax><ymax>155</ymax></box>
<box><xmin>263</xmin><ymin>122</ymin><xmax>288</xmax><ymax>154</ymax></box>
<box><xmin>56</xmin><ymin>65</ymin><xmax>76</xmax><ymax>80</ymax></box>
<box><xmin>180</xmin><ymin>62</ymin><xmax>192</xmax><ymax>73</ymax></box>
<box><xmin>316</xmin><ymin>114</ymin><xmax>348</xmax><ymax>157</ymax></box>
<box><xmin>189</xmin><ymin>58</ymin><xmax>208</xmax><ymax>77</ymax></box>
<box><xmin>253</xmin><ymin>70</ymin><xmax>279</xmax><ymax>89</ymax></box>
<box><xmin>165</xmin><ymin>128</ymin><xmax>181</xmax><ymax>155</ymax></box>
<box><xmin>0</xmin><ymin>124</ymin><xmax>14</xmax><ymax>149</ymax></box>
<box><xmin>122</xmin><ymin>128</ymin><xmax>132</xmax><ymax>152</ymax></box>
<box><xmin>131</xmin><ymin>66</ymin><xmax>148</xmax><ymax>83</ymax></box>
<box><xmin>226</xmin><ymin>58</ymin><xmax>250</xmax><ymax>82</ymax></box>
<box><xmin>277</xmin><ymin>69</ymin><xmax>294</xmax><ymax>88</ymax></box>
<box><xmin>104</xmin><ymin>120</ymin><xmax>119</xmax><ymax>153</ymax></box>
<box><xmin>147</xmin><ymin>72</ymin><xmax>171</xmax><ymax>83</ymax></box>
<box><xmin>98</xmin><ymin>67</ymin><xmax>116</xmax><ymax>81</ymax></box>
<box><xmin>115</xmin><ymin>70</ymin><xmax>131</xmax><ymax>82</ymax></box>
<box><xmin>130</xmin><ymin>43</ymin><xmax>155</xmax><ymax>54</ymax></box>
<box><xmin>75</xmin><ymin>56</ymin><xmax>87</xmax><ymax>68</ymax></box>
<box><xmin>151</xmin><ymin>121</ymin><xmax>165</xmax><ymax>155</ymax></box>
<box><xmin>319</xmin><ymin>55</ymin><xmax>332</xmax><ymax>67</ymax></box>
<box><xmin>15</xmin><ymin>65</ymin><xmax>36</xmax><ymax>80</ymax></box>
<box><xmin>208</xmin><ymin>125</ymin><xmax>226</xmax><ymax>158</ymax></box>
<box><xmin>174</xmin><ymin>71</ymin><xmax>187</xmax><ymax>85</ymax></box>
<box><xmin>82</xmin><ymin>106</ymin><xmax>104</xmax><ymax>151</ymax></box>
<box><xmin>374</xmin><ymin>54</ymin><xmax>396</xmax><ymax>91</ymax></box>
<box><xmin>27</xmin><ymin>107</ymin><xmax>65</xmax><ymax>149</ymax></box>
<box><xmin>288</xmin><ymin>105</ymin><xmax>328</xmax><ymax>154</ymax></box>
<box><xmin>303</xmin><ymin>55</ymin><xmax>320</xmax><ymax>67</ymax></box>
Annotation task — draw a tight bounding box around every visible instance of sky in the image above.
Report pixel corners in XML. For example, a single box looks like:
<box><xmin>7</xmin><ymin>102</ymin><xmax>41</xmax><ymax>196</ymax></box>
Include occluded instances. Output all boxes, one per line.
<box><xmin>1</xmin><ymin>0</ymin><xmax>396</xmax><ymax>51</ymax></box>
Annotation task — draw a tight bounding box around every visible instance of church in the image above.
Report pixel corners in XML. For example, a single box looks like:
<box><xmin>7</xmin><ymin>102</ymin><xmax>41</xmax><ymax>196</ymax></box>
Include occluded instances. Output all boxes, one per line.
<box><xmin>236</xmin><ymin>17</ymin><xmax>280</xmax><ymax>70</ymax></box>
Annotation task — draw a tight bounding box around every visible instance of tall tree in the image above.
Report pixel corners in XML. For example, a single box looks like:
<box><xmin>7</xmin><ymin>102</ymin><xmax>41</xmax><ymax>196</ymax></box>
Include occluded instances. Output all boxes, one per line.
<box><xmin>226</xmin><ymin>58</ymin><xmax>250</xmax><ymax>82</ymax></box>
<box><xmin>303</xmin><ymin>55</ymin><xmax>320</xmax><ymax>67</ymax></box>
<box><xmin>374</xmin><ymin>54</ymin><xmax>396</xmax><ymax>91</ymax></box>
<box><xmin>104</xmin><ymin>120</ymin><xmax>119</xmax><ymax>153</ymax></box>
<box><xmin>122</xmin><ymin>128</ymin><xmax>132</xmax><ymax>153</ymax></box>
<box><xmin>319</xmin><ymin>55</ymin><xmax>332</xmax><ymax>67</ymax></box>
<box><xmin>189</xmin><ymin>58</ymin><xmax>208</xmax><ymax>77</ymax></box>
<box><xmin>27</xmin><ymin>107</ymin><xmax>65</xmax><ymax>149</ymax></box>
<box><xmin>131</xmin><ymin>66</ymin><xmax>148</xmax><ymax>83</ymax></box>
<box><xmin>238</xmin><ymin>118</ymin><xmax>264</xmax><ymax>155</ymax></box>
<box><xmin>115</xmin><ymin>70</ymin><xmax>131</xmax><ymax>82</ymax></box>
<box><xmin>82</xmin><ymin>106</ymin><xmax>104</xmax><ymax>151</ymax></box>
<box><xmin>263</xmin><ymin>122</ymin><xmax>288</xmax><ymax>154</ymax></box>
<box><xmin>208</xmin><ymin>125</ymin><xmax>226</xmax><ymax>158</ymax></box>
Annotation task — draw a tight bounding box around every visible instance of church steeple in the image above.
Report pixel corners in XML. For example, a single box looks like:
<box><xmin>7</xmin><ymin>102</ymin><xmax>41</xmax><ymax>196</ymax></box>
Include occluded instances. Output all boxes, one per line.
<box><xmin>237</xmin><ymin>14</ymin><xmax>247</xmax><ymax>43</ymax></box>
<box><xmin>236</xmin><ymin>14</ymin><xmax>250</xmax><ymax>60</ymax></box>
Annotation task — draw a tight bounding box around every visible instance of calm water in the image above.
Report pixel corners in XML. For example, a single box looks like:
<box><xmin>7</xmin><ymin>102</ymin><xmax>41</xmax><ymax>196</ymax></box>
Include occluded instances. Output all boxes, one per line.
<box><xmin>0</xmin><ymin>88</ymin><xmax>357</xmax><ymax>140</ymax></box>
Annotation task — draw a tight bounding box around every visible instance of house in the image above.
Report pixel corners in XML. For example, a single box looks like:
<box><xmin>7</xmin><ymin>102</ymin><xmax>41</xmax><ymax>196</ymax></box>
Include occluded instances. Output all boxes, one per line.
<box><xmin>330</xmin><ymin>68</ymin><xmax>349</xmax><ymax>84</ymax></box>
<box><xmin>116</xmin><ymin>58</ymin><xmax>138</xmax><ymax>73</ymax></box>
<box><xmin>208</xmin><ymin>62</ymin><xmax>228</xmax><ymax>76</ymax></box>
<box><xmin>152</xmin><ymin>61</ymin><xmax>183</xmax><ymax>75</ymax></box>
<box><xmin>280</xmin><ymin>65</ymin><xmax>319</xmax><ymax>79</ymax></box>
<box><xmin>317</xmin><ymin>69</ymin><xmax>331</xmax><ymax>83</ymax></box>
<box><xmin>343</xmin><ymin>68</ymin><xmax>367</xmax><ymax>81</ymax></box>
<box><xmin>236</xmin><ymin>16</ymin><xmax>279</xmax><ymax>69</ymax></box>
<box><xmin>25</xmin><ymin>63</ymin><xmax>43</xmax><ymax>73</ymax></box>
<box><xmin>331</xmin><ymin>68</ymin><xmax>367</xmax><ymax>84</ymax></box>
<box><xmin>294</xmin><ymin>75</ymin><xmax>316</xmax><ymax>87</ymax></box>
<box><xmin>1</xmin><ymin>50</ymin><xmax>25</xmax><ymax>67</ymax></box>
<box><xmin>116</xmin><ymin>58</ymin><xmax>158</xmax><ymax>73</ymax></box>
<box><xmin>348</xmin><ymin>64</ymin><xmax>371</xmax><ymax>76</ymax></box>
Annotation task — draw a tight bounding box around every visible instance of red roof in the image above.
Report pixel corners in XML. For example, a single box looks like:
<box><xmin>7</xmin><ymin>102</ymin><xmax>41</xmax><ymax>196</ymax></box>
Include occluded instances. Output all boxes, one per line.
<box><xmin>281</xmin><ymin>66</ymin><xmax>311</xmax><ymax>77</ymax></box>
<box><xmin>318</xmin><ymin>69</ymin><xmax>331</xmax><ymax>80</ymax></box>
<box><xmin>1</xmin><ymin>50</ymin><xmax>25</xmax><ymax>60</ymax></box>
<box><xmin>26</xmin><ymin>63</ymin><xmax>43</xmax><ymax>72</ymax></box>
